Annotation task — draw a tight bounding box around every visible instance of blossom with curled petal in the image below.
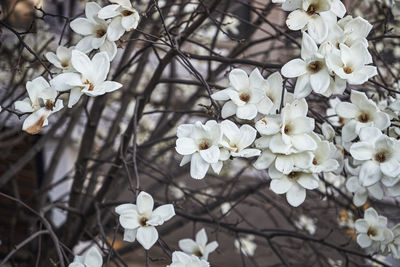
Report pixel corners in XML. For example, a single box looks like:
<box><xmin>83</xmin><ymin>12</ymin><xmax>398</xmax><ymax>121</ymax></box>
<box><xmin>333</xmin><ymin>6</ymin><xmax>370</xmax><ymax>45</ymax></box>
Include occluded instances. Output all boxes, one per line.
<box><xmin>50</xmin><ymin>50</ymin><xmax>122</xmax><ymax>108</ymax></box>
<box><xmin>167</xmin><ymin>251</ymin><xmax>210</xmax><ymax>267</ymax></box>
<box><xmin>350</xmin><ymin>127</ymin><xmax>400</xmax><ymax>187</ymax></box>
<box><xmin>175</xmin><ymin>120</ymin><xmax>223</xmax><ymax>179</ymax></box>
<box><xmin>281</xmin><ymin>32</ymin><xmax>334</xmax><ymax>98</ymax></box>
<box><xmin>335</xmin><ymin>90</ymin><xmax>390</xmax><ymax>142</ymax></box>
<box><xmin>269</xmin><ymin>165</ymin><xmax>319</xmax><ymax>207</ymax></box>
<box><xmin>211</xmin><ymin>68</ymin><xmax>274</xmax><ymax>120</ymax></box>
<box><xmin>70</xmin><ymin>2</ymin><xmax>119</xmax><ymax>60</ymax></box>
<box><xmin>355</xmin><ymin>208</ymin><xmax>393</xmax><ymax>252</ymax></box>
<box><xmin>179</xmin><ymin>228</ymin><xmax>218</xmax><ymax>260</ymax></box>
<box><xmin>14</xmin><ymin>77</ymin><xmax>63</xmax><ymax>134</ymax></box>
<box><xmin>68</xmin><ymin>247</ymin><xmax>102</xmax><ymax>267</ymax></box>
<box><xmin>115</xmin><ymin>191</ymin><xmax>175</xmax><ymax>250</ymax></box>
<box><xmin>346</xmin><ymin>176</ymin><xmax>383</xmax><ymax>207</ymax></box>
<box><xmin>98</xmin><ymin>0</ymin><xmax>140</xmax><ymax>36</ymax></box>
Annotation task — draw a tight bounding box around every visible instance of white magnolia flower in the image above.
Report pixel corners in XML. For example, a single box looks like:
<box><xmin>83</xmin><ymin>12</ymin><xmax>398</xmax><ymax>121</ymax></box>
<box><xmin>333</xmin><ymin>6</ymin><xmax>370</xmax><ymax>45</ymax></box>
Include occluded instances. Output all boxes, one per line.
<box><xmin>336</xmin><ymin>90</ymin><xmax>390</xmax><ymax>142</ymax></box>
<box><xmin>269</xmin><ymin>166</ymin><xmax>319</xmax><ymax>207</ymax></box>
<box><xmin>70</xmin><ymin>2</ymin><xmax>118</xmax><ymax>60</ymax></box>
<box><xmin>350</xmin><ymin>127</ymin><xmax>400</xmax><ymax>186</ymax></box>
<box><xmin>355</xmin><ymin>208</ymin><xmax>393</xmax><ymax>251</ymax></box>
<box><xmin>178</xmin><ymin>228</ymin><xmax>218</xmax><ymax>260</ymax></box>
<box><xmin>68</xmin><ymin>247</ymin><xmax>102</xmax><ymax>267</ymax></box>
<box><xmin>346</xmin><ymin>176</ymin><xmax>383</xmax><ymax>206</ymax></box>
<box><xmin>175</xmin><ymin>121</ymin><xmax>223</xmax><ymax>179</ymax></box>
<box><xmin>14</xmin><ymin>77</ymin><xmax>63</xmax><ymax>134</ymax></box>
<box><xmin>167</xmin><ymin>251</ymin><xmax>210</xmax><ymax>267</ymax></box>
<box><xmin>326</xmin><ymin>43</ymin><xmax>377</xmax><ymax>85</ymax></box>
<box><xmin>294</xmin><ymin>215</ymin><xmax>317</xmax><ymax>235</ymax></box>
<box><xmin>50</xmin><ymin>50</ymin><xmax>122</xmax><ymax>108</ymax></box>
<box><xmin>219</xmin><ymin>120</ymin><xmax>260</xmax><ymax>158</ymax></box>
<box><xmin>309</xmin><ymin>133</ymin><xmax>339</xmax><ymax>173</ymax></box>
<box><xmin>281</xmin><ymin>32</ymin><xmax>332</xmax><ymax>98</ymax></box>
<box><xmin>286</xmin><ymin>0</ymin><xmax>344</xmax><ymax>43</ymax></box>
<box><xmin>115</xmin><ymin>191</ymin><xmax>175</xmax><ymax>250</ymax></box>
<box><xmin>255</xmin><ymin>98</ymin><xmax>317</xmax><ymax>155</ymax></box>
<box><xmin>98</xmin><ymin>0</ymin><xmax>140</xmax><ymax>35</ymax></box>
<box><xmin>234</xmin><ymin>235</ymin><xmax>257</xmax><ymax>257</ymax></box>
<box><xmin>211</xmin><ymin>68</ymin><xmax>274</xmax><ymax>120</ymax></box>
<box><xmin>45</xmin><ymin>46</ymin><xmax>74</xmax><ymax>71</ymax></box>
<box><xmin>386</xmin><ymin>224</ymin><xmax>400</xmax><ymax>259</ymax></box>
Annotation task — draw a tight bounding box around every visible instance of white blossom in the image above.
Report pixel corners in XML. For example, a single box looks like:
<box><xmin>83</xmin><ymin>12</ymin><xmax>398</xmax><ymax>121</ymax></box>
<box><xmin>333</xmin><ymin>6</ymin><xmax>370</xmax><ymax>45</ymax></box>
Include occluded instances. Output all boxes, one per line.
<box><xmin>294</xmin><ymin>215</ymin><xmax>317</xmax><ymax>235</ymax></box>
<box><xmin>115</xmin><ymin>191</ymin><xmax>175</xmax><ymax>250</ymax></box>
<box><xmin>45</xmin><ymin>46</ymin><xmax>74</xmax><ymax>71</ymax></box>
<box><xmin>68</xmin><ymin>247</ymin><xmax>102</xmax><ymax>267</ymax></box>
<box><xmin>335</xmin><ymin>90</ymin><xmax>390</xmax><ymax>142</ymax></box>
<box><xmin>98</xmin><ymin>0</ymin><xmax>140</xmax><ymax>35</ymax></box>
<box><xmin>14</xmin><ymin>77</ymin><xmax>63</xmax><ymax>134</ymax></box>
<box><xmin>175</xmin><ymin>121</ymin><xmax>223</xmax><ymax>179</ymax></box>
<box><xmin>211</xmin><ymin>68</ymin><xmax>274</xmax><ymax>120</ymax></box>
<box><xmin>178</xmin><ymin>228</ymin><xmax>218</xmax><ymax>260</ymax></box>
<box><xmin>70</xmin><ymin>2</ymin><xmax>119</xmax><ymax>60</ymax></box>
<box><xmin>234</xmin><ymin>235</ymin><xmax>257</xmax><ymax>257</ymax></box>
<box><xmin>346</xmin><ymin>176</ymin><xmax>383</xmax><ymax>207</ymax></box>
<box><xmin>167</xmin><ymin>251</ymin><xmax>210</xmax><ymax>267</ymax></box>
<box><xmin>50</xmin><ymin>50</ymin><xmax>122</xmax><ymax>108</ymax></box>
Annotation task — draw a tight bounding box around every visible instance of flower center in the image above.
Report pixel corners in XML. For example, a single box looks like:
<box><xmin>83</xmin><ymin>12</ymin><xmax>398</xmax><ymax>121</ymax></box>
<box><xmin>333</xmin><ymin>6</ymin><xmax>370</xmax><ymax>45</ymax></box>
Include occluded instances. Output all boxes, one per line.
<box><xmin>308</xmin><ymin>61</ymin><xmax>323</xmax><ymax>73</ymax></box>
<box><xmin>45</xmin><ymin>99</ymin><xmax>54</xmax><ymax>111</ymax></box>
<box><xmin>84</xmin><ymin>79</ymin><xmax>95</xmax><ymax>91</ymax></box>
<box><xmin>358</xmin><ymin>113</ymin><xmax>369</xmax><ymax>123</ymax></box>
<box><xmin>61</xmin><ymin>61</ymin><xmax>69</xmax><ymax>68</ymax></box>
<box><xmin>375</xmin><ymin>152</ymin><xmax>386</xmax><ymax>163</ymax></box>
<box><xmin>284</xmin><ymin>124</ymin><xmax>290</xmax><ymax>134</ymax></box>
<box><xmin>288</xmin><ymin>172</ymin><xmax>299</xmax><ymax>180</ymax></box>
<box><xmin>194</xmin><ymin>249</ymin><xmax>203</xmax><ymax>257</ymax></box>
<box><xmin>122</xmin><ymin>10</ymin><xmax>134</xmax><ymax>16</ymax></box>
<box><xmin>307</xmin><ymin>4</ymin><xmax>316</xmax><ymax>15</ymax></box>
<box><xmin>240</xmin><ymin>93</ymin><xmax>250</xmax><ymax>103</ymax></box>
<box><xmin>367</xmin><ymin>227</ymin><xmax>377</xmax><ymax>237</ymax></box>
<box><xmin>312</xmin><ymin>157</ymin><xmax>318</xmax><ymax>165</ymax></box>
<box><xmin>338</xmin><ymin>117</ymin><xmax>345</xmax><ymax>126</ymax></box>
<box><xmin>96</xmin><ymin>28</ymin><xmax>107</xmax><ymax>38</ymax></box>
<box><xmin>343</xmin><ymin>66</ymin><xmax>353</xmax><ymax>74</ymax></box>
<box><xmin>140</xmin><ymin>217</ymin><xmax>148</xmax><ymax>227</ymax></box>
<box><xmin>199</xmin><ymin>140</ymin><xmax>210</xmax><ymax>150</ymax></box>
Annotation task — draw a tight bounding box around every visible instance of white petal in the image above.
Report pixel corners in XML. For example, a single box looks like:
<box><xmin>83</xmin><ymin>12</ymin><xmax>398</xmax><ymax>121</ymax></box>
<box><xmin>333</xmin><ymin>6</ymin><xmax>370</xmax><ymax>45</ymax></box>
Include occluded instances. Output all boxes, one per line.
<box><xmin>196</xmin><ymin>228</ymin><xmax>208</xmax><ymax>247</ymax></box>
<box><xmin>286</xmin><ymin>10</ymin><xmax>309</xmax><ymax>30</ymax></box>
<box><xmin>253</xmin><ymin>151</ymin><xmax>275</xmax><ymax>170</ymax></box>
<box><xmin>176</xmin><ymin>137</ymin><xmax>197</xmax><ymax>155</ymax></box>
<box><xmin>270</xmin><ymin>177</ymin><xmax>293</xmax><ymax>194</ymax></box>
<box><xmin>76</xmin><ymin>36</ymin><xmax>95</xmax><ymax>53</ymax></box>
<box><xmin>14</xmin><ymin>98</ymin><xmax>34</xmax><ymax>113</ymax></box>
<box><xmin>122</xmin><ymin>13</ymin><xmax>140</xmax><ymax>31</ymax></box>
<box><xmin>199</xmin><ymin>146</ymin><xmax>220</xmax><ymax>164</ymax></box>
<box><xmin>119</xmin><ymin>212</ymin><xmax>140</xmax><ymax>229</ymax></box>
<box><xmin>92</xmin><ymin>52</ymin><xmax>110</xmax><ymax>83</ymax></box>
<box><xmin>123</xmin><ymin>229</ymin><xmax>137</xmax><ymax>242</ymax></box>
<box><xmin>98</xmin><ymin>4</ymin><xmax>120</xmax><ymax>19</ymax></box>
<box><xmin>236</xmin><ymin>104</ymin><xmax>258</xmax><ymax>120</ymax></box>
<box><xmin>84</xmin><ymin>247</ymin><xmax>103</xmax><ymax>267</ymax></box>
<box><xmin>211</xmin><ymin>89</ymin><xmax>233</xmax><ymax>101</ymax></box>
<box><xmin>68</xmin><ymin>87</ymin><xmax>84</xmax><ymax>108</ymax></box>
<box><xmin>221</xmin><ymin>101</ymin><xmax>237</xmax><ymax>118</ymax></box>
<box><xmin>345</xmin><ymin>176</ymin><xmax>360</xmax><ymax>192</ymax></box>
<box><xmin>281</xmin><ymin>59</ymin><xmax>307</xmax><ymax>78</ymax></box>
<box><xmin>292</xmin><ymin>134</ymin><xmax>317</xmax><ymax>151</ymax></box>
<box><xmin>85</xmin><ymin>2</ymin><xmax>102</xmax><ymax>22</ymax></box>
<box><xmin>22</xmin><ymin>108</ymin><xmax>51</xmax><ymax>135</ymax></box>
<box><xmin>275</xmin><ymin>155</ymin><xmax>294</xmax><ymax>174</ymax></box>
<box><xmin>190</xmin><ymin>153</ymin><xmax>209</xmax><ymax>179</ymax></box>
<box><xmin>108</xmin><ymin>16</ymin><xmax>125</xmax><ymax>41</ymax></box>
<box><xmin>115</xmin><ymin>203</ymin><xmax>137</xmax><ymax>215</ymax></box>
<box><xmin>353</xmin><ymin>192</ymin><xmax>368</xmax><ymax>207</ymax></box>
<box><xmin>301</xmin><ymin>32</ymin><xmax>318</xmax><ymax>60</ymax></box>
<box><xmin>71</xmin><ymin>50</ymin><xmax>93</xmax><ymax>78</ymax></box>
<box><xmin>179</xmin><ymin>239</ymin><xmax>198</xmax><ymax>254</ymax></box>
<box><xmin>286</xmin><ymin>184</ymin><xmax>306</xmax><ymax>207</ymax></box>
<box><xmin>137</xmin><ymin>191</ymin><xmax>154</xmax><ymax>216</ymax></box>
<box><xmin>297</xmin><ymin>174</ymin><xmax>319</xmax><ymax>190</ymax></box>
<box><xmin>307</xmin><ymin>15</ymin><xmax>328</xmax><ymax>43</ymax></box>
<box><xmin>358</xmin><ymin>126</ymin><xmax>382</xmax><ymax>142</ymax></box>
<box><xmin>229</xmin><ymin>69</ymin><xmax>249</xmax><ymax>91</ymax></box>
<box><xmin>136</xmin><ymin>226</ymin><xmax>158</xmax><ymax>250</ymax></box>
<box><xmin>70</xmin><ymin>18</ymin><xmax>95</xmax><ymax>35</ymax></box>
<box><xmin>50</xmin><ymin>72</ymin><xmax>82</xmax><ymax>92</ymax></box>
<box><xmin>152</xmin><ymin>204</ymin><xmax>175</xmax><ymax>223</ymax></box>
<box><xmin>357</xmin><ymin>233</ymin><xmax>372</xmax><ymax>248</ymax></box>
<box><xmin>100</xmin><ymin>40</ymin><xmax>118</xmax><ymax>61</ymax></box>
<box><xmin>355</xmin><ymin>219</ymin><xmax>369</xmax><ymax>233</ymax></box>
<box><xmin>238</xmin><ymin>124</ymin><xmax>257</xmax><ymax>149</ymax></box>
<box><xmin>310</xmin><ymin>68</ymin><xmax>330</xmax><ymax>94</ymax></box>
<box><xmin>359</xmin><ymin>161</ymin><xmax>381</xmax><ymax>187</ymax></box>
<box><xmin>350</xmin><ymin>142</ymin><xmax>373</xmax><ymax>161</ymax></box>
<box><xmin>335</xmin><ymin>102</ymin><xmax>359</xmax><ymax>119</ymax></box>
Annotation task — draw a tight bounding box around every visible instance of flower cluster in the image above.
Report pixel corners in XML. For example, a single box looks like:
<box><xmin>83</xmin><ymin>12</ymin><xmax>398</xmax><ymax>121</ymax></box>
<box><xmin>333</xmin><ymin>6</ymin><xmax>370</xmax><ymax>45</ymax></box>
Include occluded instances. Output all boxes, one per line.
<box><xmin>14</xmin><ymin>1</ymin><xmax>139</xmax><ymax>134</ymax></box>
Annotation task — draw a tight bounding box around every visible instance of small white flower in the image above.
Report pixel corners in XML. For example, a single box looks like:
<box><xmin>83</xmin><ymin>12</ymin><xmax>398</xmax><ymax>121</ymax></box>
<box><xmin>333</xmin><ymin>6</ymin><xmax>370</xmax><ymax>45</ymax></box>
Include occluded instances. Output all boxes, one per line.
<box><xmin>294</xmin><ymin>215</ymin><xmax>317</xmax><ymax>235</ymax></box>
<box><xmin>98</xmin><ymin>0</ymin><xmax>140</xmax><ymax>35</ymax></box>
<box><xmin>167</xmin><ymin>251</ymin><xmax>210</xmax><ymax>267</ymax></box>
<box><xmin>175</xmin><ymin>121</ymin><xmax>223</xmax><ymax>179</ymax></box>
<box><xmin>335</xmin><ymin>90</ymin><xmax>390</xmax><ymax>142</ymax></box>
<box><xmin>45</xmin><ymin>46</ymin><xmax>74</xmax><ymax>71</ymax></box>
<box><xmin>269</xmin><ymin>166</ymin><xmax>319</xmax><ymax>207</ymax></box>
<box><xmin>355</xmin><ymin>208</ymin><xmax>393</xmax><ymax>251</ymax></box>
<box><xmin>50</xmin><ymin>50</ymin><xmax>122</xmax><ymax>108</ymax></box>
<box><xmin>350</xmin><ymin>127</ymin><xmax>400</xmax><ymax>187</ymax></box>
<box><xmin>14</xmin><ymin>77</ymin><xmax>63</xmax><ymax>134</ymax></box>
<box><xmin>115</xmin><ymin>191</ymin><xmax>175</xmax><ymax>250</ymax></box>
<box><xmin>70</xmin><ymin>2</ymin><xmax>118</xmax><ymax>60</ymax></box>
<box><xmin>309</xmin><ymin>133</ymin><xmax>339</xmax><ymax>173</ymax></box>
<box><xmin>346</xmin><ymin>176</ymin><xmax>383</xmax><ymax>207</ymax></box>
<box><xmin>234</xmin><ymin>235</ymin><xmax>257</xmax><ymax>257</ymax></box>
<box><xmin>211</xmin><ymin>68</ymin><xmax>274</xmax><ymax>120</ymax></box>
<box><xmin>68</xmin><ymin>247</ymin><xmax>102</xmax><ymax>267</ymax></box>
<box><xmin>220</xmin><ymin>120</ymin><xmax>260</xmax><ymax>158</ymax></box>
<box><xmin>326</xmin><ymin>43</ymin><xmax>377</xmax><ymax>85</ymax></box>
<box><xmin>178</xmin><ymin>228</ymin><xmax>218</xmax><ymax>260</ymax></box>
<box><xmin>281</xmin><ymin>32</ymin><xmax>332</xmax><ymax>98</ymax></box>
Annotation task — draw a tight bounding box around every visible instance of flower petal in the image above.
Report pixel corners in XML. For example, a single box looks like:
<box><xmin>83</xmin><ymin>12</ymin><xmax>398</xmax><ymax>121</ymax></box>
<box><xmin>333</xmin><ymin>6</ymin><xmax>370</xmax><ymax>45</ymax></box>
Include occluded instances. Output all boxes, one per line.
<box><xmin>281</xmin><ymin>59</ymin><xmax>307</xmax><ymax>78</ymax></box>
<box><xmin>136</xmin><ymin>226</ymin><xmax>158</xmax><ymax>250</ymax></box>
<box><xmin>229</xmin><ymin>69</ymin><xmax>249</xmax><ymax>91</ymax></box>
<box><xmin>152</xmin><ymin>204</ymin><xmax>175</xmax><ymax>223</ymax></box>
<box><xmin>286</xmin><ymin>184</ymin><xmax>306</xmax><ymax>207</ymax></box>
<box><xmin>190</xmin><ymin>153</ymin><xmax>209</xmax><ymax>179</ymax></box>
<box><xmin>137</xmin><ymin>191</ymin><xmax>154</xmax><ymax>216</ymax></box>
